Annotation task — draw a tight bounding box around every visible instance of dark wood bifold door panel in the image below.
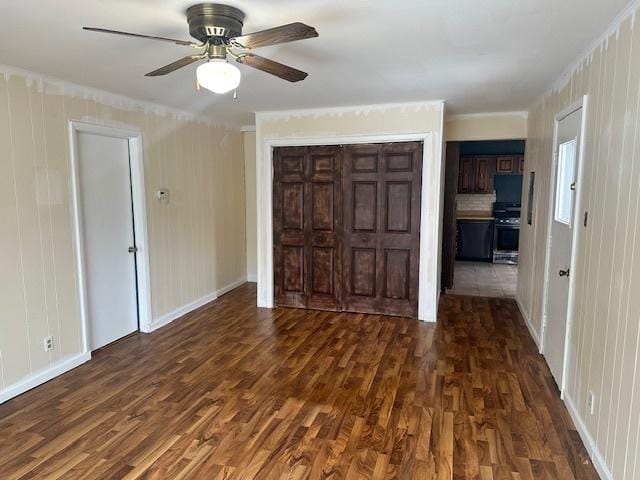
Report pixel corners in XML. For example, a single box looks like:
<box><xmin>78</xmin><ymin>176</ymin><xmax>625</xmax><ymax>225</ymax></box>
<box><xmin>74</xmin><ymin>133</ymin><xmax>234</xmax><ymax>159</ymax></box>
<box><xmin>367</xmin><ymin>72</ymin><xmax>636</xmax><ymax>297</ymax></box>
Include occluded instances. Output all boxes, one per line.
<box><xmin>273</xmin><ymin>146</ymin><xmax>343</xmax><ymax>311</ymax></box>
<box><xmin>273</xmin><ymin>142</ymin><xmax>422</xmax><ymax>317</ymax></box>
<box><xmin>342</xmin><ymin>143</ymin><xmax>422</xmax><ymax>317</ymax></box>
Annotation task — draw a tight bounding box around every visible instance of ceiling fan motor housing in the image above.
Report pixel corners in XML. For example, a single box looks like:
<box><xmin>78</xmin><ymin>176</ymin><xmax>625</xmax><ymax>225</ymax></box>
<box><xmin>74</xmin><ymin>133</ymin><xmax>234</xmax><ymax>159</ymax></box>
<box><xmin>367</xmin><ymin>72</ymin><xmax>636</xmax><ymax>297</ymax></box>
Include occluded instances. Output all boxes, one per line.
<box><xmin>186</xmin><ymin>3</ymin><xmax>245</xmax><ymax>43</ymax></box>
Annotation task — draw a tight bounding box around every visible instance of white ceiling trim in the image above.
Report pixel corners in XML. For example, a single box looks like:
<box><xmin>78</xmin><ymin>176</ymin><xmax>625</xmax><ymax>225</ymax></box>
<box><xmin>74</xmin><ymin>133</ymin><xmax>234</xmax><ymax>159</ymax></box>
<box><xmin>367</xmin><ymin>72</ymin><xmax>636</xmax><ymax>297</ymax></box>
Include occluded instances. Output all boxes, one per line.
<box><xmin>538</xmin><ymin>0</ymin><xmax>639</xmax><ymax>105</ymax></box>
<box><xmin>256</xmin><ymin>100</ymin><xmax>446</xmax><ymax>121</ymax></box>
<box><xmin>0</xmin><ymin>62</ymin><xmax>238</xmax><ymax>129</ymax></box>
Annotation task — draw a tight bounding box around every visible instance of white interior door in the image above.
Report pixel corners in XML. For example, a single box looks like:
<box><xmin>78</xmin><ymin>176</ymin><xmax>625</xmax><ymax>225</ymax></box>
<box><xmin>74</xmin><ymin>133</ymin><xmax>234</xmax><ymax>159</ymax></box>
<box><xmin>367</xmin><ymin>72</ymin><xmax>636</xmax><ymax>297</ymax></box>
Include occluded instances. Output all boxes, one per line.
<box><xmin>544</xmin><ymin>107</ymin><xmax>582</xmax><ymax>387</ymax></box>
<box><xmin>77</xmin><ymin>132</ymin><xmax>138</xmax><ymax>350</ymax></box>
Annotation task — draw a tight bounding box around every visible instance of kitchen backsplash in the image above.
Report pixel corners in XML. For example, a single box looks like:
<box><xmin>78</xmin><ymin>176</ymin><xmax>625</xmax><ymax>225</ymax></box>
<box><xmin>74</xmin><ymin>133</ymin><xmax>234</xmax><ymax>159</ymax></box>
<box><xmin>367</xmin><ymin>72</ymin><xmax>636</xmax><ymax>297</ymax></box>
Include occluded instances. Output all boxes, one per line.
<box><xmin>456</xmin><ymin>193</ymin><xmax>496</xmax><ymax>212</ymax></box>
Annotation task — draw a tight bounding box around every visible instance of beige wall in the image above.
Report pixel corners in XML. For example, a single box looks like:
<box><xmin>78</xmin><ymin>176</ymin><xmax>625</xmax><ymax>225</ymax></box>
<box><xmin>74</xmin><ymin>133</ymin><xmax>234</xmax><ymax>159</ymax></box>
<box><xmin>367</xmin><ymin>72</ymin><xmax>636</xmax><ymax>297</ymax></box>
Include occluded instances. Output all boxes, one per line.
<box><xmin>243</xmin><ymin>130</ymin><xmax>257</xmax><ymax>281</ymax></box>
<box><xmin>0</xmin><ymin>69</ymin><xmax>245</xmax><ymax>397</ymax></box>
<box><xmin>519</xmin><ymin>9</ymin><xmax>640</xmax><ymax>479</ymax></box>
<box><xmin>258</xmin><ymin>104</ymin><xmax>443</xmax><ymax>139</ymax></box>
<box><xmin>445</xmin><ymin>112</ymin><xmax>528</xmax><ymax>141</ymax></box>
<box><xmin>255</xmin><ymin>102</ymin><xmax>445</xmax><ymax>321</ymax></box>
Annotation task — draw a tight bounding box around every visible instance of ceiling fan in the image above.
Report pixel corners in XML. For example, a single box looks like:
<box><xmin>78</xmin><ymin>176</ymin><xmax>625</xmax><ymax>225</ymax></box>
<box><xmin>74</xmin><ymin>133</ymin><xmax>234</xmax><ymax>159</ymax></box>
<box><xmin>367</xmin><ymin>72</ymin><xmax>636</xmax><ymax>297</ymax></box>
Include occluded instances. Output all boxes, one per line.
<box><xmin>83</xmin><ymin>3</ymin><xmax>318</xmax><ymax>94</ymax></box>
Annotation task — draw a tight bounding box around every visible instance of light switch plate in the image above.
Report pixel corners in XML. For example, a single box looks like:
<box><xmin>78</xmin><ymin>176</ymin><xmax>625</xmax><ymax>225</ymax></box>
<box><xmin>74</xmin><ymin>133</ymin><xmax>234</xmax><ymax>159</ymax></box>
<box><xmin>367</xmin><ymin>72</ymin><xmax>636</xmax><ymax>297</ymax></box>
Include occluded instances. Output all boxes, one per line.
<box><xmin>157</xmin><ymin>189</ymin><xmax>170</xmax><ymax>202</ymax></box>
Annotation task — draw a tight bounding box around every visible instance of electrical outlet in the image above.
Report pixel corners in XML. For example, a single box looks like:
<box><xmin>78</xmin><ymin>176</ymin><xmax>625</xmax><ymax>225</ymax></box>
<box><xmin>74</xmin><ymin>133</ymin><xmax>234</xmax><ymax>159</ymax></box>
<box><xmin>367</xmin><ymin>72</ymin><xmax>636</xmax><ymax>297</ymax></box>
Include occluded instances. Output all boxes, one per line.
<box><xmin>44</xmin><ymin>336</ymin><xmax>54</xmax><ymax>352</ymax></box>
<box><xmin>587</xmin><ymin>391</ymin><xmax>595</xmax><ymax>415</ymax></box>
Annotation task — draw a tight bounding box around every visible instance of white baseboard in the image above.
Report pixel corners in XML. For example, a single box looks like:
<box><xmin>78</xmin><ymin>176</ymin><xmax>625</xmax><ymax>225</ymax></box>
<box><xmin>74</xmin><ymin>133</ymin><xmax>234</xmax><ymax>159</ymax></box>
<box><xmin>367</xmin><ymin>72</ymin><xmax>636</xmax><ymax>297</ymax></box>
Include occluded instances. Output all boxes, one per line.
<box><xmin>143</xmin><ymin>277</ymin><xmax>247</xmax><ymax>333</ymax></box>
<box><xmin>216</xmin><ymin>277</ymin><xmax>248</xmax><ymax>297</ymax></box>
<box><xmin>515</xmin><ymin>295</ymin><xmax>542</xmax><ymax>351</ymax></box>
<box><xmin>564</xmin><ymin>393</ymin><xmax>613</xmax><ymax>480</ymax></box>
<box><xmin>516</xmin><ymin>296</ymin><xmax>613</xmax><ymax>479</ymax></box>
<box><xmin>0</xmin><ymin>352</ymin><xmax>91</xmax><ymax>404</ymax></box>
<box><xmin>0</xmin><ymin>278</ymin><xmax>249</xmax><ymax>404</ymax></box>
<box><xmin>247</xmin><ymin>273</ymin><xmax>257</xmax><ymax>283</ymax></box>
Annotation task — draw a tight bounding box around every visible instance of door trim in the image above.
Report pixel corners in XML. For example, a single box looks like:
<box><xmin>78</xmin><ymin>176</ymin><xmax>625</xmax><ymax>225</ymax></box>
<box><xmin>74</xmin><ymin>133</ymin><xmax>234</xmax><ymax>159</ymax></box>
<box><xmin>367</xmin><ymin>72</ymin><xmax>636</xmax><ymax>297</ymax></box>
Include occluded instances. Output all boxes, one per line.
<box><xmin>68</xmin><ymin>121</ymin><xmax>153</xmax><ymax>356</ymax></box>
<box><xmin>540</xmin><ymin>95</ymin><xmax>589</xmax><ymax>396</ymax></box>
<box><xmin>257</xmin><ymin>132</ymin><xmax>437</xmax><ymax>322</ymax></box>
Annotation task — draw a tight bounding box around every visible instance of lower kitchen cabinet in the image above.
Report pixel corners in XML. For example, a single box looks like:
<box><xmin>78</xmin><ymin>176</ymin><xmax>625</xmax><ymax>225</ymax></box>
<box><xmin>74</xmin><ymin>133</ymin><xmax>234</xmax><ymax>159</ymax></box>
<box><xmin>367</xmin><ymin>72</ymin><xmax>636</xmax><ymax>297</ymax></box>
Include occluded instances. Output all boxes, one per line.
<box><xmin>456</xmin><ymin>220</ymin><xmax>494</xmax><ymax>261</ymax></box>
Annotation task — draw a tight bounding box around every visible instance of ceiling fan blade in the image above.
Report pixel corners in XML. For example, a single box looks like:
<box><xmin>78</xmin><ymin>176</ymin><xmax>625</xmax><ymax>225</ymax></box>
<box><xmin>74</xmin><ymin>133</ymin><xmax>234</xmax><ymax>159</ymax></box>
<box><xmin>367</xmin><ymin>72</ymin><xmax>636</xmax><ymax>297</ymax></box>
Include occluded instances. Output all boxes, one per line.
<box><xmin>232</xmin><ymin>22</ymin><xmax>318</xmax><ymax>49</ymax></box>
<box><xmin>236</xmin><ymin>54</ymin><xmax>308</xmax><ymax>82</ymax></box>
<box><xmin>145</xmin><ymin>55</ymin><xmax>203</xmax><ymax>77</ymax></box>
<box><xmin>83</xmin><ymin>27</ymin><xmax>196</xmax><ymax>47</ymax></box>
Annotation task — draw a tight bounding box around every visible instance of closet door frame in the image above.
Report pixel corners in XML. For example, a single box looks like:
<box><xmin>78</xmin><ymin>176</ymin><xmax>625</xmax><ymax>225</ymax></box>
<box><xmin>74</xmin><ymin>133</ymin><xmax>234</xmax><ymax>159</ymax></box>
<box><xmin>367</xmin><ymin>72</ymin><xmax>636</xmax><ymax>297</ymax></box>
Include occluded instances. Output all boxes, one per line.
<box><xmin>261</xmin><ymin>132</ymin><xmax>438</xmax><ymax>322</ymax></box>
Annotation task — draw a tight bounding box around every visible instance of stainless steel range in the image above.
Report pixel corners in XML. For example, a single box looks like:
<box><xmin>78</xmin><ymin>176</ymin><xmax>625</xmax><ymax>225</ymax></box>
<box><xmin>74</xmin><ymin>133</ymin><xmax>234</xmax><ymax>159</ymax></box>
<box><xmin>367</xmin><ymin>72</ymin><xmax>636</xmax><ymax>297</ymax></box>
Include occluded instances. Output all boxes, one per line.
<box><xmin>493</xmin><ymin>202</ymin><xmax>520</xmax><ymax>264</ymax></box>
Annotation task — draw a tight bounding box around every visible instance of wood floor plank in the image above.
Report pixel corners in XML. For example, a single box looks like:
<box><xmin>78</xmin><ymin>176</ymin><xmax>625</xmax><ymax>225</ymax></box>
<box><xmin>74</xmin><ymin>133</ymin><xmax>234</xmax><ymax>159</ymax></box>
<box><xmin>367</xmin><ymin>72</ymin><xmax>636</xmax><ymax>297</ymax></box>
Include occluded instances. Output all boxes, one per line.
<box><xmin>0</xmin><ymin>285</ymin><xmax>599</xmax><ymax>479</ymax></box>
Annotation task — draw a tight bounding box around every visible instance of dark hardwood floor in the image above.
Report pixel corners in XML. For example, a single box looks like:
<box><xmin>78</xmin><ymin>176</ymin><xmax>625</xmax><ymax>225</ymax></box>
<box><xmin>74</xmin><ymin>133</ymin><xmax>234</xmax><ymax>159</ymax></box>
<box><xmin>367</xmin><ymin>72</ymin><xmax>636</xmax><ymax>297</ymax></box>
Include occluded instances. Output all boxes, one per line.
<box><xmin>0</xmin><ymin>284</ymin><xmax>598</xmax><ymax>479</ymax></box>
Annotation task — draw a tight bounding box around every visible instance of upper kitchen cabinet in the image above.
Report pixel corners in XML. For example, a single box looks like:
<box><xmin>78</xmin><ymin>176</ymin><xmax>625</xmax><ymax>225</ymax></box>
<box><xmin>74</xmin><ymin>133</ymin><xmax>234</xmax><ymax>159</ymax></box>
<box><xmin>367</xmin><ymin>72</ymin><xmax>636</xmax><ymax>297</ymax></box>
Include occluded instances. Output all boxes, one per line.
<box><xmin>458</xmin><ymin>156</ymin><xmax>475</xmax><ymax>193</ymax></box>
<box><xmin>495</xmin><ymin>155</ymin><xmax>524</xmax><ymax>174</ymax></box>
<box><xmin>458</xmin><ymin>155</ymin><xmax>495</xmax><ymax>193</ymax></box>
<box><xmin>475</xmin><ymin>156</ymin><xmax>495</xmax><ymax>193</ymax></box>
<box><xmin>496</xmin><ymin>155</ymin><xmax>515</xmax><ymax>173</ymax></box>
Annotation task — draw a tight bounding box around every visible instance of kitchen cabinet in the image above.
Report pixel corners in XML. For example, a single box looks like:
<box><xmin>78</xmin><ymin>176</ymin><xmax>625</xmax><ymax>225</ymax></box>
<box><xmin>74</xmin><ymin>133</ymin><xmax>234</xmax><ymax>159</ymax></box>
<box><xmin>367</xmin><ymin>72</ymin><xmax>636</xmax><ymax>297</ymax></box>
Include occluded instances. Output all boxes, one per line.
<box><xmin>495</xmin><ymin>155</ymin><xmax>524</xmax><ymax>175</ymax></box>
<box><xmin>475</xmin><ymin>156</ymin><xmax>495</xmax><ymax>193</ymax></box>
<box><xmin>456</xmin><ymin>220</ymin><xmax>494</xmax><ymax>261</ymax></box>
<box><xmin>458</xmin><ymin>156</ymin><xmax>495</xmax><ymax>193</ymax></box>
<box><xmin>496</xmin><ymin>156</ymin><xmax>515</xmax><ymax>173</ymax></box>
<box><xmin>458</xmin><ymin>156</ymin><xmax>475</xmax><ymax>193</ymax></box>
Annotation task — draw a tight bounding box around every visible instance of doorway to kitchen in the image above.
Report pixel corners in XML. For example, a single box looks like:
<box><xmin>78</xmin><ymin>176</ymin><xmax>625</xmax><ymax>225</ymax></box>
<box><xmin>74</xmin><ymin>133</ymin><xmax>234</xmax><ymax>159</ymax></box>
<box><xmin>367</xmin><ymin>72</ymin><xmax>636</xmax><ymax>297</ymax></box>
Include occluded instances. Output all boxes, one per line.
<box><xmin>441</xmin><ymin>140</ymin><xmax>525</xmax><ymax>298</ymax></box>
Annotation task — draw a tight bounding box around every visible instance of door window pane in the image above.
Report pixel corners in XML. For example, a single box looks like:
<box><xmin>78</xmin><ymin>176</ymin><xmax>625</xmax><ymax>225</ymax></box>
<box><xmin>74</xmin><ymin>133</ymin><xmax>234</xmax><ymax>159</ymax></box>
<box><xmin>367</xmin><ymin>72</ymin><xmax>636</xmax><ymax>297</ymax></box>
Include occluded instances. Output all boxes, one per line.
<box><xmin>555</xmin><ymin>139</ymin><xmax>576</xmax><ymax>225</ymax></box>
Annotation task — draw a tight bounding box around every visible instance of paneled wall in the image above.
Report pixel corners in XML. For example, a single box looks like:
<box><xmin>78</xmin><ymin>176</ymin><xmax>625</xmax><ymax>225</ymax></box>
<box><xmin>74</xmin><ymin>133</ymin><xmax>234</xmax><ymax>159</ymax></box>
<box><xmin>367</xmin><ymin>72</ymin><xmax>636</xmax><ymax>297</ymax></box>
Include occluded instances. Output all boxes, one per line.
<box><xmin>518</xmin><ymin>7</ymin><xmax>640</xmax><ymax>479</ymax></box>
<box><xmin>0</xmin><ymin>68</ymin><xmax>245</xmax><ymax>395</ymax></box>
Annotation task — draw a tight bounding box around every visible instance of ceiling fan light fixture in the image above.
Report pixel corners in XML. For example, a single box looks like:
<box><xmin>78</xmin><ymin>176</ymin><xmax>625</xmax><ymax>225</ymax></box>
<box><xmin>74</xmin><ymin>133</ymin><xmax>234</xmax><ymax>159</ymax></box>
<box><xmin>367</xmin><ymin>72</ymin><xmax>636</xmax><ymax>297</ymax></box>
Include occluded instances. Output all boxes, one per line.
<box><xmin>196</xmin><ymin>59</ymin><xmax>241</xmax><ymax>94</ymax></box>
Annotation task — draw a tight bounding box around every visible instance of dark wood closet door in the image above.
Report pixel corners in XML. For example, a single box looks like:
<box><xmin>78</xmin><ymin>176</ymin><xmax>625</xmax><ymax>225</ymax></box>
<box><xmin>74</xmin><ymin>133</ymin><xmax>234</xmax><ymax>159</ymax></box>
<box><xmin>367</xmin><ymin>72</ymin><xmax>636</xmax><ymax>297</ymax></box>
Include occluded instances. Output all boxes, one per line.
<box><xmin>342</xmin><ymin>142</ymin><xmax>422</xmax><ymax>317</ymax></box>
<box><xmin>273</xmin><ymin>146</ymin><xmax>343</xmax><ymax>311</ymax></box>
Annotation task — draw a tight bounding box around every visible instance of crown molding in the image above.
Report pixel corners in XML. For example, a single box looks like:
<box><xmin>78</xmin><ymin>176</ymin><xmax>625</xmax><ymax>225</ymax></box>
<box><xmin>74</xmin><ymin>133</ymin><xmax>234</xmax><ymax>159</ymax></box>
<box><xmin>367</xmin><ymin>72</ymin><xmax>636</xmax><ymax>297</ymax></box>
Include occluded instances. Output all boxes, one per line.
<box><xmin>534</xmin><ymin>0</ymin><xmax>640</xmax><ymax>108</ymax></box>
<box><xmin>256</xmin><ymin>100</ymin><xmax>446</xmax><ymax>121</ymax></box>
<box><xmin>0</xmin><ymin>63</ymin><xmax>239</xmax><ymax>130</ymax></box>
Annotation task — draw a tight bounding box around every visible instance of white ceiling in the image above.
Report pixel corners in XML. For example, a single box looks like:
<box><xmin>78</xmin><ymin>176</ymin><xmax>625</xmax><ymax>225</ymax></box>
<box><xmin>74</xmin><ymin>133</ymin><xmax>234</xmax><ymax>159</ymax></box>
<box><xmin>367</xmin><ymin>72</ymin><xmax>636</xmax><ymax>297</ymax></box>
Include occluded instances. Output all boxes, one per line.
<box><xmin>0</xmin><ymin>0</ymin><xmax>630</xmax><ymax>125</ymax></box>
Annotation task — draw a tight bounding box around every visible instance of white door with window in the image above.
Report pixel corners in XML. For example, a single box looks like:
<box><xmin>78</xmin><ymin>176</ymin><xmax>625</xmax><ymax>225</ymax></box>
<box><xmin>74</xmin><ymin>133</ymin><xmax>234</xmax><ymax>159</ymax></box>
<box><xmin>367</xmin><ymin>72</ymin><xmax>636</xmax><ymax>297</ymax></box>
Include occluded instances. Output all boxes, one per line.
<box><xmin>544</xmin><ymin>107</ymin><xmax>582</xmax><ymax>387</ymax></box>
<box><xmin>77</xmin><ymin>132</ymin><xmax>139</xmax><ymax>350</ymax></box>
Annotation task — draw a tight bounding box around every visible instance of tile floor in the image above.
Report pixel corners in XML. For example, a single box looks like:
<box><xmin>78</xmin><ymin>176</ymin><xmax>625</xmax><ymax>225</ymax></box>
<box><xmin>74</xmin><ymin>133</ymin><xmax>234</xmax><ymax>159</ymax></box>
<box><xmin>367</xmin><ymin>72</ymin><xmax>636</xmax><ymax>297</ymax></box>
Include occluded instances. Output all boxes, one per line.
<box><xmin>447</xmin><ymin>261</ymin><xmax>518</xmax><ymax>298</ymax></box>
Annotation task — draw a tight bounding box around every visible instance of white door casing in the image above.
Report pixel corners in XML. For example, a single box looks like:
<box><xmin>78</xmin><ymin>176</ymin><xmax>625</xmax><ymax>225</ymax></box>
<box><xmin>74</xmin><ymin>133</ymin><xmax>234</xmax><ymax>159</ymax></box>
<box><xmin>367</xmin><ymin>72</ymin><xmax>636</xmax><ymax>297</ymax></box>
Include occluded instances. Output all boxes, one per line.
<box><xmin>543</xmin><ymin>103</ymin><xmax>585</xmax><ymax>390</ymax></box>
<box><xmin>69</xmin><ymin>121</ymin><xmax>153</xmax><ymax>356</ymax></box>
<box><xmin>256</xmin><ymin>132</ymin><xmax>440</xmax><ymax>322</ymax></box>
<box><xmin>77</xmin><ymin>132</ymin><xmax>139</xmax><ymax>349</ymax></box>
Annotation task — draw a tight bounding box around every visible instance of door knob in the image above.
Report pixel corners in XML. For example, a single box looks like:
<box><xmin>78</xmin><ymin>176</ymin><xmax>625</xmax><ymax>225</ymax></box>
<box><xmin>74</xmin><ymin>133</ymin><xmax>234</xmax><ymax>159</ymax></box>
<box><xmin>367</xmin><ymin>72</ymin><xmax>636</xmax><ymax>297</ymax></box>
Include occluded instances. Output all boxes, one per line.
<box><xmin>128</xmin><ymin>246</ymin><xmax>138</xmax><ymax>253</ymax></box>
<box><xmin>360</xmin><ymin>234</ymin><xmax>369</xmax><ymax>243</ymax></box>
<box><xmin>558</xmin><ymin>268</ymin><xmax>570</xmax><ymax>277</ymax></box>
